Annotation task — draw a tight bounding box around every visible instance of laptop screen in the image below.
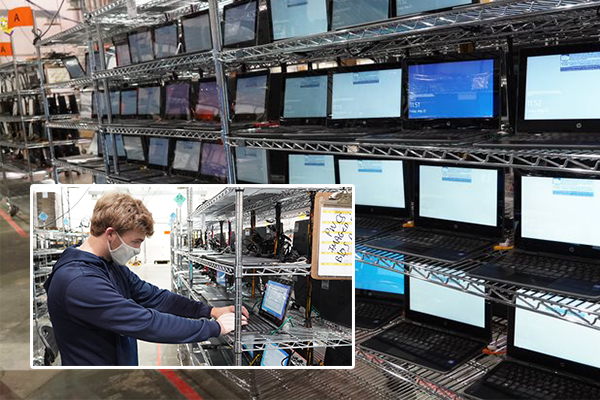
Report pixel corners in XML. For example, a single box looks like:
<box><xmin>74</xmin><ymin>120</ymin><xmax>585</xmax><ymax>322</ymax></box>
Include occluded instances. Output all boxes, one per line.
<box><xmin>288</xmin><ymin>154</ymin><xmax>336</xmax><ymax>184</ymax></box>
<box><xmin>260</xmin><ymin>342</ymin><xmax>290</xmax><ymax>366</ymax></box>
<box><xmin>137</xmin><ymin>86</ymin><xmax>161</xmax><ymax>117</ymax></box>
<box><xmin>128</xmin><ymin>30</ymin><xmax>154</xmax><ymax>63</ymax></box>
<box><xmin>148</xmin><ymin>137</ymin><xmax>169</xmax><ymax>167</ymax></box>
<box><xmin>123</xmin><ymin>135</ymin><xmax>145</xmax><ymax>162</ymax></box>
<box><xmin>283</xmin><ymin>74</ymin><xmax>328</xmax><ymax>119</ymax></box>
<box><xmin>104</xmin><ymin>134</ymin><xmax>126</xmax><ymax>157</ymax></box>
<box><xmin>216</xmin><ymin>271</ymin><xmax>226</xmax><ymax>286</ymax></box>
<box><xmin>513</xmin><ymin>293</ymin><xmax>600</xmax><ymax>369</ymax></box>
<box><xmin>418</xmin><ymin>165</ymin><xmax>499</xmax><ymax>227</ymax></box>
<box><xmin>173</xmin><ymin>140</ymin><xmax>201</xmax><ymax>172</ymax></box>
<box><xmin>520</xmin><ymin>176</ymin><xmax>600</xmax><ymax>248</ymax></box>
<box><xmin>154</xmin><ymin>23</ymin><xmax>178</xmax><ymax>59</ymax></box>
<box><xmin>261</xmin><ymin>280</ymin><xmax>292</xmax><ymax>321</ymax></box>
<box><xmin>356</xmin><ymin>260</ymin><xmax>403</xmax><ymax>295</ymax></box>
<box><xmin>120</xmin><ymin>90</ymin><xmax>137</xmax><ymax>116</ymax></box>
<box><xmin>201</xmin><ymin>143</ymin><xmax>227</xmax><ymax>182</ymax></box>
<box><xmin>397</xmin><ymin>0</ymin><xmax>472</xmax><ymax>16</ymax></box>
<box><xmin>270</xmin><ymin>0</ymin><xmax>328</xmax><ymax>40</ymax></box>
<box><xmin>182</xmin><ymin>11</ymin><xmax>212</xmax><ymax>53</ymax></box>
<box><xmin>331</xmin><ymin>0</ymin><xmax>389</xmax><ymax>30</ymax></box>
<box><xmin>165</xmin><ymin>83</ymin><xmax>190</xmax><ymax>119</ymax></box>
<box><xmin>339</xmin><ymin>159</ymin><xmax>405</xmax><ymax>209</ymax></box>
<box><xmin>194</xmin><ymin>80</ymin><xmax>220</xmax><ymax>122</ymax></box>
<box><xmin>408</xmin><ymin>59</ymin><xmax>496</xmax><ymax>119</ymax></box>
<box><xmin>63</xmin><ymin>57</ymin><xmax>85</xmax><ymax>79</ymax></box>
<box><xmin>109</xmin><ymin>91</ymin><xmax>120</xmax><ymax>116</ymax></box>
<box><xmin>410</xmin><ymin>267</ymin><xmax>486</xmax><ymax>328</ymax></box>
<box><xmin>115</xmin><ymin>42</ymin><xmax>131</xmax><ymax>66</ymax></box>
<box><xmin>332</xmin><ymin>68</ymin><xmax>402</xmax><ymax>120</ymax></box>
<box><xmin>235</xmin><ymin>147</ymin><xmax>269</xmax><ymax>183</ymax></box>
<box><xmin>234</xmin><ymin>74</ymin><xmax>268</xmax><ymax>122</ymax></box>
<box><xmin>223</xmin><ymin>0</ymin><xmax>257</xmax><ymax>47</ymax></box>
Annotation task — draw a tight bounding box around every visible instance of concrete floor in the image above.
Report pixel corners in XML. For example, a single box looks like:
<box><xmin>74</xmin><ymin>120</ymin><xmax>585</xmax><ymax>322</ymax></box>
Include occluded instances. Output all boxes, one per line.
<box><xmin>0</xmin><ymin>174</ymin><xmax>248</xmax><ymax>399</ymax></box>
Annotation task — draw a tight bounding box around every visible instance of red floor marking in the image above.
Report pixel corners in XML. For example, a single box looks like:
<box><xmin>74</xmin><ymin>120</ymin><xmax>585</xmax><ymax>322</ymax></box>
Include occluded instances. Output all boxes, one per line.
<box><xmin>159</xmin><ymin>369</ymin><xmax>204</xmax><ymax>400</ymax></box>
<box><xmin>0</xmin><ymin>209</ymin><xmax>28</xmax><ymax>238</ymax></box>
<box><xmin>157</xmin><ymin>343</ymin><xmax>161</xmax><ymax>366</ymax></box>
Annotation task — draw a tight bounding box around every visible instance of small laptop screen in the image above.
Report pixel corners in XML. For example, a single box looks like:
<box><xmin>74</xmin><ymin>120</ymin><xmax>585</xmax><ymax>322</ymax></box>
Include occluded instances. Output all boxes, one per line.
<box><xmin>332</xmin><ymin>68</ymin><xmax>402</xmax><ymax>120</ymax></box>
<box><xmin>115</xmin><ymin>42</ymin><xmax>131</xmax><ymax>66</ymax></box>
<box><xmin>173</xmin><ymin>140</ymin><xmax>201</xmax><ymax>172</ymax></box>
<box><xmin>235</xmin><ymin>147</ymin><xmax>269</xmax><ymax>183</ymax></box>
<box><xmin>270</xmin><ymin>0</ymin><xmax>328</xmax><ymax>40</ymax></box>
<box><xmin>514</xmin><ymin>293</ymin><xmax>600</xmax><ymax>369</ymax></box>
<box><xmin>288</xmin><ymin>154</ymin><xmax>336</xmax><ymax>184</ymax></box>
<box><xmin>261</xmin><ymin>280</ymin><xmax>292</xmax><ymax>320</ymax></box>
<box><xmin>63</xmin><ymin>57</ymin><xmax>85</xmax><ymax>79</ymax></box>
<box><xmin>109</xmin><ymin>91</ymin><xmax>120</xmax><ymax>116</ymax></box>
<box><xmin>419</xmin><ymin>165</ymin><xmax>498</xmax><ymax>227</ymax></box>
<box><xmin>283</xmin><ymin>75</ymin><xmax>328</xmax><ymax>119</ymax></box>
<box><xmin>260</xmin><ymin>342</ymin><xmax>290</xmax><ymax>366</ymax></box>
<box><xmin>521</xmin><ymin>176</ymin><xmax>600</xmax><ymax>248</ymax></box>
<box><xmin>408</xmin><ymin>59</ymin><xmax>496</xmax><ymax>119</ymax></box>
<box><xmin>339</xmin><ymin>159</ymin><xmax>405</xmax><ymax>209</ymax></box>
<box><xmin>356</xmin><ymin>260</ymin><xmax>403</xmax><ymax>295</ymax></box>
<box><xmin>182</xmin><ymin>12</ymin><xmax>212</xmax><ymax>53</ymax></box>
<box><xmin>154</xmin><ymin>23</ymin><xmax>178</xmax><ymax>59</ymax></box>
<box><xmin>397</xmin><ymin>0</ymin><xmax>472</xmax><ymax>16</ymax></box>
<box><xmin>331</xmin><ymin>0</ymin><xmax>389</xmax><ymax>30</ymax></box>
<box><xmin>123</xmin><ymin>135</ymin><xmax>145</xmax><ymax>162</ymax></box>
<box><xmin>410</xmin><ymin>267</ymin><xmax>486</xmax><ymax>328</ymax></box>
<box><xmin>201</xmin><ymin>143</ymin><xmax>227</xmax><ymax>181</ymax></box>
<box><xmin>120</xmin><ymin>90</ymin><xmax>137</xmax><ymax>116</ymax></box>
<box><xmin>148</xmin><ymin>137</ymin><xmax>169</xmax><ymax>167</ymax></box>
<box><xmin>216</xmin><ymin>271</ymin><xmax>226</xmax><ymax>286</ymax></box>
<box><xmin>137</xmin><ymin>86</ymin><xmax>161</xmax><ymax>117</ymax></box>
<box><xmin>104</xmin><ymin>134</ymin><xmax>126</xmax><ymax>157</ymax></box>
<box><xmin>524</xmin><ymin>50</ymin><xmax>600</xmax><ymax>121</ymax></box>
<box><xmin>195</xmin><ymin>80</ymin><xmax>221</xmax><ymax>122</ymax></box>
<box><xmin>234</xmin><ymin>74</ymin><xmax>268</xmax><ymax>120</ymax></box>
<box><xmin>129</xmin><ymin>30</ymin><xmax>154</xmax><ymax>63</ymax></box>
<box><xmin>223</xmin><ymin>0</ymin><xmax>258</xmax><ymax>46</ymax></box>
<box><xmin>165</xmin><ymin>83</ymin><xmax>190</xmax><ymax>118</ymax></box>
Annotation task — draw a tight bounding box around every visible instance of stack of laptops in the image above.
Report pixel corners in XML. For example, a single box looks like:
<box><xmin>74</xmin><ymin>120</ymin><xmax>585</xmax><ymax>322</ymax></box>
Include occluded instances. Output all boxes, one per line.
<box><xmin>479</xmin><ymin>42</ymin><xmax>600</xmax><ymax>149</ymax></box>
<box><xmin>464</xmin><ymin>291</ymin><xmax>600</xmax><ymax>399</ymax></box>
<box><xmin>366</xmin><ymin>164</ymin><xmax>504</xmax><ymax>263</ymax></box>
<box><xmin>362</xmin><ymin>266</ymin><xmax>491</xmax><ymax>372</ymax></box>
<box><xmin>468</xmin><ymin>172</ymin><xmax>600</xmax><ymax>299</ymax></box>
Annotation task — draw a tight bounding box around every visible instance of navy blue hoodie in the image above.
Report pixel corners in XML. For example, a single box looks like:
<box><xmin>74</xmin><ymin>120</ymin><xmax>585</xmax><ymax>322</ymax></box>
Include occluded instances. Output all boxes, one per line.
<box><xmin>44</xmin><ymin>246</ymin><xmax>221</xmax><ymax>366</ymax></box>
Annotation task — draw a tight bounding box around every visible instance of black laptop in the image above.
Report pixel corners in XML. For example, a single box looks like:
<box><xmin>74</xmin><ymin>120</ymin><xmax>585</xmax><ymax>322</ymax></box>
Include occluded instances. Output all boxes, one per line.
<box><xmin>468</xmin><ymin>171</ymin><xmax>600</xmax><ymax>300</ymax></box>
<box><xmin>478</xmin><ymin>42</ymin><xmax>600</xmax><ymax>149</ymax></box>
<box><xmin>338</xmin><ymin>157</ymin><xmax>411</xmax><ymax>241</ymax></box>
<box><xmin>112</xmin><ymin>135</ymin><xmax>165</xmax><ymax>182</ymax></box>
<box><xmin>365</xmin><ymin>163</ymin><xmax>504</xmax><ymax>263</ymax></box>
<box><xmin>362</xmin><ymin>265</ymin><xmax>492</xmax><ymax>372</ymax></box>
<box><xmin>464</xmin><ymin>290</ymin><xmax>600</xmax><ymax>399</ymax></box>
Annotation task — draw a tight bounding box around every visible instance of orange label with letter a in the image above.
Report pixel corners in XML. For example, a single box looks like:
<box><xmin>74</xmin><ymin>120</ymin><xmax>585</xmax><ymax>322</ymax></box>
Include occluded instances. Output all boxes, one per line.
<box><xmin>0</xmin><ymin>43</ymin><xmax>13</xmax><ymax>57</ymax></box>
<box><xmin>8</xmin><ymin>7</ymin><xmax>34</xmax><ymax>29</ymax></box>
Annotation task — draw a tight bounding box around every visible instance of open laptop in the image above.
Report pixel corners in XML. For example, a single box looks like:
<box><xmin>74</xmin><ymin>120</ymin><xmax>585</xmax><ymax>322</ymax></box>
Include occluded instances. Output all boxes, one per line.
<box><xmin>62</xmin><ymin>56</ymin><xmax>86</xmax><ymax>79</ymax></box>
<box><xmin>464</xmin><ymin>290</ymin><xmax>600</xmax><ymax>399</ymax></box>
<box><xmin>112</xmin><ymin>135</ymin><xmax>164</xmax><ymax>182</ymax></box>
<box><xmin>468</xmin><ymin>172</ymin><xmax>600</xmax><ymax>300</ymax></box>
<box><xmin>478</xmin><ymin>42</ymin><xmax>600</xmax><ymax>149</ymax></box>
<box><xmin>361</xmin><ymin>54</ymin><xmax>501</xmax><ymax>144</ymax></box>
<box><xmin>362</xmin><ymin>266</ymin><xmax>491</xmax><ymax>372</ymax></box>
<box><xmin>365</xmin><ymin>164</ymin><xmax>504</xmax><ymax>263</ymax></box>
<box><xmin>338</xmin><ymin>158</ymin><xmax>411</xmax><ymax>241</ymax></box>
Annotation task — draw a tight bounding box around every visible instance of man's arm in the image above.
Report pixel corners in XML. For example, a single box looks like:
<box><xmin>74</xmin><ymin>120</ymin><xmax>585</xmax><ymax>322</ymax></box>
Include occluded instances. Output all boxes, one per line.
<box><xmin>63</xmin><ymin>273</ymin><xmax>221</xmax><ymax>343</ymax></box>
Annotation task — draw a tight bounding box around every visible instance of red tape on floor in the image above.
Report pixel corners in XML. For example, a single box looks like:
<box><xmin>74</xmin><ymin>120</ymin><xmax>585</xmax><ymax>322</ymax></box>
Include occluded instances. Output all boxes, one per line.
<box><xmin>159</xmin><ymin>369</ymin><xmax>204</xmax><ymax>400</ymax></box>
<box><xmin>0</xmin><ymin>209</ymin><xmax>28</xmax><ymax>238</ymax></box>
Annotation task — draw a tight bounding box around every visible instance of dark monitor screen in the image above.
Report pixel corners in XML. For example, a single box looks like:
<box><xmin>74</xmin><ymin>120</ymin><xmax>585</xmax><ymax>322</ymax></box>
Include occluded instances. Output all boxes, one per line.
<box><xmin>201</xmin><ymin>143</ymin><xmax>227</xmax><ymax>182</ymax></box>
<box><xmin>148</xmin><ymin>137</ymin><xmax>169</xmax><ymax>167</ymax></box>
<box><xmin>194</xmin><ymin>80</ymin><xmax>220</xmax><ymax>122</ymax></box>
<box><xmin>331</xmin><ymin>0</ymin><xmax>389</xmax><ymax>30</ymax></box>
<box><xmin>270</xmin><ymin>0</ymin><xmax>328</xmax><ymax>40</ymax></box>
<box><xmin>137</xmin><ymin>86</ymin><xmax>161</xmax><ymax>118</ymax></box>
<box><xmin>154</xmin><ymin>23</ymin><xmax>178</xmax><ymax>59</ymax></box>
<box><xmin>173</xmin><ymin>140</ymin><xmax>201</xmax><ymax>172</ymax></box>
<box><xmin>120</xmin><ymin>90</ymin><xmax>137</xmax><ymax>116</ymax></box>
<box><xmin>123</xmin><ymin>135</ymin><xmax>145</xmax><ymax>162</ymax></box>
<box><xmin>234</xmin><ymin>74</ymin><xmax>268</xmax><ymax>122</ymax></box>
<box><xmin>408</xmin><ymin>59</ymin><xmax>496</xmax><ymax>119</ymax></box>
<box><xmin>182</xmin><ymin>11</ymin><xmax>212</xmax><ymax>53</ymax></box>
<box><xmin>283</xmin><ymin>74</ymin><xmax>328</xmax><ymax>119</ymax></box>
<box><xmin>223</xmin><ymin>0</ymin><xmax>258</xmax><ymax>47</ymax></box>
<box><xmin>104</xmin><ymin>134</ymin><xmax>126</xmax><ymax>157</ymax></box>
<box><xmin>235</xmin><ymin>147</ymin><xmax>269</xmax><ymax>183</ymax></box>
<box><xmin>165</xmin><ymin>82</ymin><xmax>190</xmax><ymax>119</ymax></box>
<box><xmin>115</xmin><ymin>42</ymin><xmax>131</xmax><ymax>66</ymax></box>
<box><xmin>332</xmin><ymin>67</ymin><xmax>402</xmax><ymax>120</ymax></box>
<box><xmin>63</xmin><ymin>56</ymin><xmax>85</xmax><ymax>79</ymax></box>
<box><xmin>129</xmin><ymin>30</ymin><xmax>154</xmax><ymax>63</ymax></box>
<box><xmin>288</xmin><ymin>154</ymin><xmax>336</xmax><ymax>184</ymax></box>
<box><xmin>397</xmin><ymin>0</ymin><xmax>473</xmax><ymax>16</ymax></box>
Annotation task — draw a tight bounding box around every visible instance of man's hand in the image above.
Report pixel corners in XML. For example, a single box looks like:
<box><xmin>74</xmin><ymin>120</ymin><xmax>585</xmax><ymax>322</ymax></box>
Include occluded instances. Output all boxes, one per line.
<box><xmin>211</xmin><ymin>305</ymin><xmax>249</xmax><ymax>320</ymax></box>
<box><xmin>216</xmin><ymin>312</ymin><xmax>248</xmax><ymax>335</ymax></box>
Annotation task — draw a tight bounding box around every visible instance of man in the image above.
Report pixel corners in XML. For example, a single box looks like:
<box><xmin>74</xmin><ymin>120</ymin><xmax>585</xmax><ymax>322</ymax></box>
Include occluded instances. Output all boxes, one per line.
<box><xmin>44</xmin><ymin>191</ymin><xmax>248</xmax><ymax>366</ymax></box>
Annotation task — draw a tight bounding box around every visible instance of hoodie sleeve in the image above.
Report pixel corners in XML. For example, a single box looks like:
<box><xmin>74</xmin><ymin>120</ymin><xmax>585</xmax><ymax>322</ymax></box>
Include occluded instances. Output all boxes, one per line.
<box><xmin>62</xmin><ymin>273</ymin><xmax>221</xmax><ymax>344</ymax></box>
<box><xmin>123</xmin><ymin>267</ymin><xmax>213</xmax><ymax>319</ymax></box>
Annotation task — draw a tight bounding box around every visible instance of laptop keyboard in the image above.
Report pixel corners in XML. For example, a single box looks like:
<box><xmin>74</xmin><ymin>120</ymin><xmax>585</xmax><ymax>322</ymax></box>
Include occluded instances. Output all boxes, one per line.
<box><xmin>356</xmin><ymin>216</ymin><xmax>398</xmax><ymax>231</ymax></box>
<box><xmin>499</xmin><ymin>253</ymin><xmax>600</xmax><ymax>282</ymax></box>
<box><xmin>356</xmin><ymin>302</ymin><xmax>401</xmax><ymax>323</ymax></box>
<box><xmin>483</xmin><ymin>361</ymin><xmax>600</xmax><ymax>400</ymax></box>
<box><xmin>384</xmin><ymin>230</ymin><xmax>489</xmax><ymax>253</ymax></box>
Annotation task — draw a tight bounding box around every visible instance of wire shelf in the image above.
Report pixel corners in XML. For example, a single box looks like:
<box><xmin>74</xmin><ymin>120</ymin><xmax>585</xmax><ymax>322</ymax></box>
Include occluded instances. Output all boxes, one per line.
<box><xmin>185</xmin><ymin>252</ymin><xmax>311</xmax><ymax>277</ymax></box>
<box><xmin>53</xmin><ymin>159</ymin><xmax>108</xmax><ymax>178</ymax></box>
<box><xmin>46</xmin><ymin>120</ymin><xmax>99</xmax><ymax>131</ymax></box>
<box><xmin>103</xmin><ymin>124</ymin><xmax>222</xmax><ymax>140</ymax></box>
<box><xmin>0</xmin><ymin>138</ymin><xmax>91</xmax><ymax>149</ymax></box>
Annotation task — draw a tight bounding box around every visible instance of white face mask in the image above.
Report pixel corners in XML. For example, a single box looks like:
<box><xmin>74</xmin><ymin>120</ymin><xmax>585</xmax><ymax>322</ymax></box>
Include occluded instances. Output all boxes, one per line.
<box><xmin>107</xmin><ymin>231</ymin><xmax>140</xmax><ymax>265</ymax></box>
